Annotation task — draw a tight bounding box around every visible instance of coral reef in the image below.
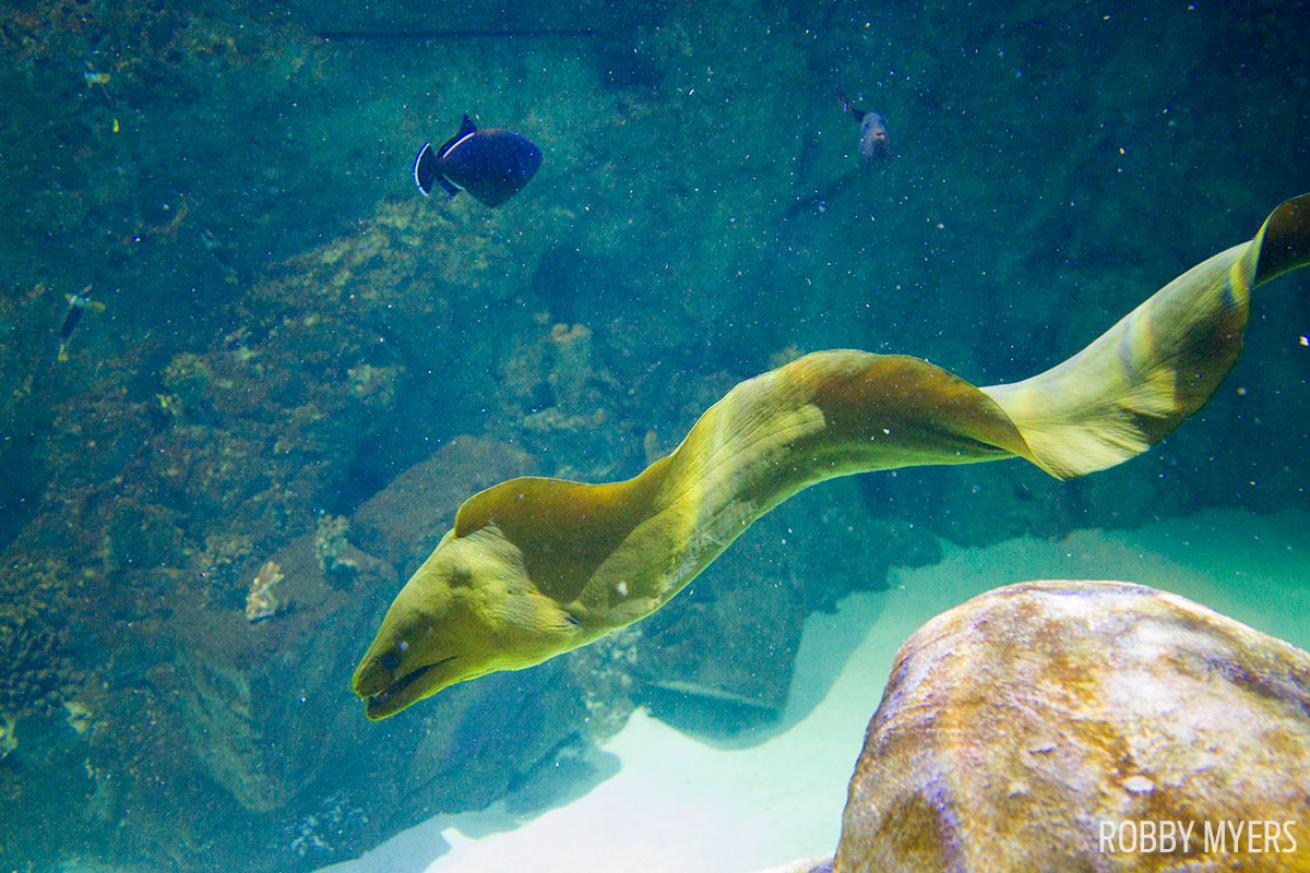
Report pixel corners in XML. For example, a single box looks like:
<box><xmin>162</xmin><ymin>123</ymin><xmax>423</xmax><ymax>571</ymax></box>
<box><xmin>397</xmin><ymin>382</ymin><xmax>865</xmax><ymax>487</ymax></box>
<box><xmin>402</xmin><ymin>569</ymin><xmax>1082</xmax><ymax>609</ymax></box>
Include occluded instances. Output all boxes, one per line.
<box><xmin>498</xmin><ymin>319</ymin><xmax>629</xmax><ymax>480</ymax></box>
<box><xmin>313</xmin><ymin>514</ymin><xmax>360</xmax><ymax>588</ymax></box>
<box><xmin>567</xmin><ymin>626</ymin><xmax>642</xmax><ymax>741</ymax></box>
<box><xmin>285</xmin><ymin>791</ymin><xmax>368</xmax><ymax>860</ymax></box>
<box><xmin>0</xmin><ymin>157</ymin><xmax>569</xmax><ymax>869</ymax></box>
<box><xmin>63</xmin><ymin>699</ymin><xmax>94</xmax><ymax>735</ymax></box>
<box><xmin>0</xmin><ymin>557</ymin><xmax>78</xmax><ymax>722</ymax></box>
<box><xmin>244</xmin><ymin>560</ymin><xmax>285</xmax><ymax>623</ymax></box>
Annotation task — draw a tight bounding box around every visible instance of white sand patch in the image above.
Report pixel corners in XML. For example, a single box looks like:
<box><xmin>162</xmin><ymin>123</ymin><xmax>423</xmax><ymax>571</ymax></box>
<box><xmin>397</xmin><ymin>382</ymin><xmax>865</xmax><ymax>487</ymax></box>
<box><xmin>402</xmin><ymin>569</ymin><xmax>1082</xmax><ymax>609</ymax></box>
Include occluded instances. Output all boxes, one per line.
<box><xmin>321</xmin><ymin>508</ymin><xmax>1308</xmax><ymax>873</ymax></box>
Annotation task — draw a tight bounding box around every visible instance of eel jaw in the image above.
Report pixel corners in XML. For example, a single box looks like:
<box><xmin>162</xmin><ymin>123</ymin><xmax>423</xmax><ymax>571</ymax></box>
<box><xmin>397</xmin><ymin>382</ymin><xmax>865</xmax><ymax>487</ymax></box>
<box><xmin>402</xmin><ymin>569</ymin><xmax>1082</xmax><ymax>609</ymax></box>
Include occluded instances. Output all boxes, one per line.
<box><xmin>359</xmin><ymin>655</ymin><xmax>457</xmax><ymax>721</ymax></box>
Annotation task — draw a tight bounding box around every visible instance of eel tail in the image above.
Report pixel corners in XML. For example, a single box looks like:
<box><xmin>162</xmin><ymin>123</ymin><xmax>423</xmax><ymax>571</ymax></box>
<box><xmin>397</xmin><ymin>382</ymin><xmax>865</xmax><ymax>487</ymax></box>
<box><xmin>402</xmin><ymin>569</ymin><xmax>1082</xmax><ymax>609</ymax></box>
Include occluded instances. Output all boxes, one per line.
<box><xmin>981</xmin><ymin>194</ymin><xmax>1310</xmax><ymax>480</ymax></box>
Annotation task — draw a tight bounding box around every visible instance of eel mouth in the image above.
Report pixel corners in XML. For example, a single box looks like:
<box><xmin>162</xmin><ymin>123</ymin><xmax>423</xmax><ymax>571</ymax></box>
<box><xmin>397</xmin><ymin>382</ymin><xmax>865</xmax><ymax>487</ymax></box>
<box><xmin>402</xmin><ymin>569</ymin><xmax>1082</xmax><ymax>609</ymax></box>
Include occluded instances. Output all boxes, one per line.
<box><xmin>365</xmin><ymin>655</ymin><xmax>457</xmax><ymax>720</ymax></box>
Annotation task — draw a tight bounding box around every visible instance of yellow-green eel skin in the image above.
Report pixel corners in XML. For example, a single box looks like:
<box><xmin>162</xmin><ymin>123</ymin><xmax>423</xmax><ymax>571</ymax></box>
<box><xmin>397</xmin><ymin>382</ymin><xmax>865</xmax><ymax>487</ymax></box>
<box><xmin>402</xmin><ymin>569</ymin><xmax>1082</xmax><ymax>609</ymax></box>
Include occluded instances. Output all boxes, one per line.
<box><xmin>354</xmin><ymin>194</ymin><xmax>1310</xmax><ymax>720</ymax></box>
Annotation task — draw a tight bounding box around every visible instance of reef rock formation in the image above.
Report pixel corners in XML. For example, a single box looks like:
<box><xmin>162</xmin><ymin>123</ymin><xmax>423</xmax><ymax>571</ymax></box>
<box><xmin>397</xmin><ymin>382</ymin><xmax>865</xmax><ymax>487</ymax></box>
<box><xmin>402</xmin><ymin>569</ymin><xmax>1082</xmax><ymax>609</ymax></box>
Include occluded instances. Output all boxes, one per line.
<box><xmin>156</xmin><ymin>433</ymin><xmax>580</xmax><ymax>865</ymax></box>
<box><xmin>830</xmin><ymin>580</ymin><xmax>1310</xmax><ymax>872</ymax></box>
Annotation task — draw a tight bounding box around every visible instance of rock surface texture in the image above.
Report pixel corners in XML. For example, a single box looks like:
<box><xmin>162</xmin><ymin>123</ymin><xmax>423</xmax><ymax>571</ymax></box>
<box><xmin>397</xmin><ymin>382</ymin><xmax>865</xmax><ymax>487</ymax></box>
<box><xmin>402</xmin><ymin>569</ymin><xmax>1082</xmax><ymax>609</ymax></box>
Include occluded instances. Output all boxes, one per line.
<box><xmin>833</xmin><ymin>580</ymin><xmax>1310</xmax><ymax>873</ymax></box>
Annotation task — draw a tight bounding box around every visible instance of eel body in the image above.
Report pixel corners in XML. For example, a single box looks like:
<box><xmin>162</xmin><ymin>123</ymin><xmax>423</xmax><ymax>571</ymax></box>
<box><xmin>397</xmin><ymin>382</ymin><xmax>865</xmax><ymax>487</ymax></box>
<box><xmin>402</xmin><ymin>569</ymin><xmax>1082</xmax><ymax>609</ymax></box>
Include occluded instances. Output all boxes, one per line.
<box><xmin>354</xmin><ymin>195</ymin><xmax>1310</xmax><ymax>720</ymax></box>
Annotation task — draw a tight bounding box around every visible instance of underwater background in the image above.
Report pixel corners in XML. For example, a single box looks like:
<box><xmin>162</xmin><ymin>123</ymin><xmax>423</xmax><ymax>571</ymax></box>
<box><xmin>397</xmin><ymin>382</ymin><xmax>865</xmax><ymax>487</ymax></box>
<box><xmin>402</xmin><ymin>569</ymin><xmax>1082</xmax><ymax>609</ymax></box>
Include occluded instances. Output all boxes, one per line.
<box><xmin>1</xmin><ymin>1</ymin><xmax>1308</xmax><ymax>871</ymax></box>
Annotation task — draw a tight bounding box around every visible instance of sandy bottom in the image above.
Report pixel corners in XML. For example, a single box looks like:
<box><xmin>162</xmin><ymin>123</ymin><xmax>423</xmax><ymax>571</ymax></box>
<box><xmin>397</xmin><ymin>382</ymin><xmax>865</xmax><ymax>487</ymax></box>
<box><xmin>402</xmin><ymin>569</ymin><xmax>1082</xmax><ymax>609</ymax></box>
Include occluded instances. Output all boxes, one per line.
<box><xmin>321</xmin><ymin>508</ymin><xmax>1310</xmax><ymax>873</ymax></box>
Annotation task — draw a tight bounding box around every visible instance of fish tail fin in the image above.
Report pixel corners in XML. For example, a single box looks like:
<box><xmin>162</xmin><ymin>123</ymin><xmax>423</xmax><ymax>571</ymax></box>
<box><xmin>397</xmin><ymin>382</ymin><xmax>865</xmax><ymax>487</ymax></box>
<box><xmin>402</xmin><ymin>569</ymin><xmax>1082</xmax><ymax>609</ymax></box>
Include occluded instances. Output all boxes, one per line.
<box><xmin>413</xmin><ymin>143</ymin><xmax>438</xmax><ymax>196</ymax></box>
<box><xmin>981</xmin><ymin>194</ymin><xmax>1310</xmax><ymax>480</ymax></box>
<box><xmin>56</xmin><ymin>342</ymin><xmax>69</xmax><ymax>362</ymax></box>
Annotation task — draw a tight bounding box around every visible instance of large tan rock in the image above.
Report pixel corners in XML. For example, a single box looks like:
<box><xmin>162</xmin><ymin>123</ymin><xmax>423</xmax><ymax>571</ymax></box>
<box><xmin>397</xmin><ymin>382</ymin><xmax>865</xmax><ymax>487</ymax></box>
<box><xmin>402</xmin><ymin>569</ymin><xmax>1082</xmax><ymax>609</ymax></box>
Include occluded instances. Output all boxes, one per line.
<box><xmin>834</xmin><ymin>580</ymin><xmax>1310</xmax><ymax>872</ymax></box>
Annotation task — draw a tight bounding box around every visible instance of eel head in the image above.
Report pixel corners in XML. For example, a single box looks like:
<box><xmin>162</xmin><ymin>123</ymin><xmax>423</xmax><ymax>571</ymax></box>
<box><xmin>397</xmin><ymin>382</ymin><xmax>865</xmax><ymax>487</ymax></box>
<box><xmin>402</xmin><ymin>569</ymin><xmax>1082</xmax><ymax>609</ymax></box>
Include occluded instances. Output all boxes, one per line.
<box><xmin>352</xmin><ymin>525</ymin><xmax>583</xmax><ymax>720</ymax></box>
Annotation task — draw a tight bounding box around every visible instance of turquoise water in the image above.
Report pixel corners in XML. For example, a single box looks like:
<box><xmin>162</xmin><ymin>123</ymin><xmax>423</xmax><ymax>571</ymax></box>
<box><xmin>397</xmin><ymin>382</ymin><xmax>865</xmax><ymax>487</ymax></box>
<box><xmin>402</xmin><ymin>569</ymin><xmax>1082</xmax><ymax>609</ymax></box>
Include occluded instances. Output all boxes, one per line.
<box><xmin>1</xmin><ymin>2</ymin><xmax>1308</xmax><ymax>871</ymax></box>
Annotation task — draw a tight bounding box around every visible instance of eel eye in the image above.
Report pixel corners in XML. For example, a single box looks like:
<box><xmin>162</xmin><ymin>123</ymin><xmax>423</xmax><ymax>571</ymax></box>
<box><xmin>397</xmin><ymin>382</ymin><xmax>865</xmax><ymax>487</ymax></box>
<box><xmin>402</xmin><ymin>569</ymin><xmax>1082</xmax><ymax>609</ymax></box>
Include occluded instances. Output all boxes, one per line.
<box><xmin>380</xmin><ymin>650</ymin><xmax>402</xmax><ymax>671</ymax></box>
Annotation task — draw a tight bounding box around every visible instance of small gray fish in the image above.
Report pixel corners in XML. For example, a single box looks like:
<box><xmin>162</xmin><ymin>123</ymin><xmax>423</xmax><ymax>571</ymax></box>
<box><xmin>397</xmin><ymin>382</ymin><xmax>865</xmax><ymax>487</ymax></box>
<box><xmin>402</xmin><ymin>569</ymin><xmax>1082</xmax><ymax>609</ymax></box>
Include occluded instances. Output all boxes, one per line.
<box><xmin>55</xmin><ymin>284</ymin><xmax>101</xmax><ymax>362</ymax></box>
<box><xmin>836</xmin><ymin>89</ymin><xmax>890</xmax><ymax>161</ymax></box>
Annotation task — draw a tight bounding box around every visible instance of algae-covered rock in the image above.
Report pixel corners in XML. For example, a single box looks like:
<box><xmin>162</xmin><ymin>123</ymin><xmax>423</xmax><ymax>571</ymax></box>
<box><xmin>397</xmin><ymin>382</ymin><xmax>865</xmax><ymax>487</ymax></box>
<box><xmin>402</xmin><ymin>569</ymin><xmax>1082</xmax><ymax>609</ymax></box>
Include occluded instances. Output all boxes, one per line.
<box><xmin>834</xmin><ymin>580</ymin><xmax>1310</xmax><ymax>872</ymax></box>
<box><xmin>350</xmin><ymin>435</ymin><xmax>538</xmax><ymax>571</ymax></box>
<box><xmin>162</xmin><ymin>434</ymin><xmax>576</xmax><ymax>866</ymax></box>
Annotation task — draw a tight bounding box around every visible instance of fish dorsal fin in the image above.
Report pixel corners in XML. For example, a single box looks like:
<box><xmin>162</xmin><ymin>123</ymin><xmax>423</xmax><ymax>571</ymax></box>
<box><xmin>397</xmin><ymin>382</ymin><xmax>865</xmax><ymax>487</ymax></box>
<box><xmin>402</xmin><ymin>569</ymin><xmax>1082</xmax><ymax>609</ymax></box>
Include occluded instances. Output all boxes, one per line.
<box><xmin>437</xmin><ymin>114</ymin><xmax>480</xmax><ymax>161</ymax></box>
<box><xmin>451</xmin><ymin>468</ymin><xmax>668</xmax><ymax>603</ymax></box>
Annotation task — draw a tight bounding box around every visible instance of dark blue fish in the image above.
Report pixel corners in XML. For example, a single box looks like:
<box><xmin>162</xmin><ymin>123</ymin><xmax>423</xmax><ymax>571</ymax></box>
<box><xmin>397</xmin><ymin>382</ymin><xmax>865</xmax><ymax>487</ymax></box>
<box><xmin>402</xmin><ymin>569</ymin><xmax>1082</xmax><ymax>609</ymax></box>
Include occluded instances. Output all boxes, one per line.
<box><xmin>413</xmin><ymin>114</ymin><xmax>542</xmax><ymax>207</ymax></box>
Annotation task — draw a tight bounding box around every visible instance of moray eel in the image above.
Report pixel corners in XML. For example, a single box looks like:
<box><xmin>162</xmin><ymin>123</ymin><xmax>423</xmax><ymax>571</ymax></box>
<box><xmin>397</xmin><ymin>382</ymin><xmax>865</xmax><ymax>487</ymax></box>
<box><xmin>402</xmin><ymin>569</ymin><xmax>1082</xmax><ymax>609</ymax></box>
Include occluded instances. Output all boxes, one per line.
<box><xmin>354</xmin><ymin>195</ymin><xmax>1310</xmax><ymax>720</ymax></box>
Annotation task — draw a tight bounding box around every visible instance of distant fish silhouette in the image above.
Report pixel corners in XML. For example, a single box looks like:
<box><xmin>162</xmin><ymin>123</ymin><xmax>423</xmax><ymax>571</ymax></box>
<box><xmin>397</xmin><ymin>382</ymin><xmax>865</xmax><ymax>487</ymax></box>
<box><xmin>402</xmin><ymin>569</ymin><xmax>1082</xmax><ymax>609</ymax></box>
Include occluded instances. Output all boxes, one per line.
<box><xmin>55</xmin><ymin>284</ymin><xmax>103</xmax><ymax>362</ymax></box>
<box><xmin>413</xmin><ymin>114</ymin><xmax>542</xmax><ymax>207</ymax></box>
<box><xmin>835</xmin><ymin>89</ymin><xmax>890</xmax><ymax>161</ymax></box>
